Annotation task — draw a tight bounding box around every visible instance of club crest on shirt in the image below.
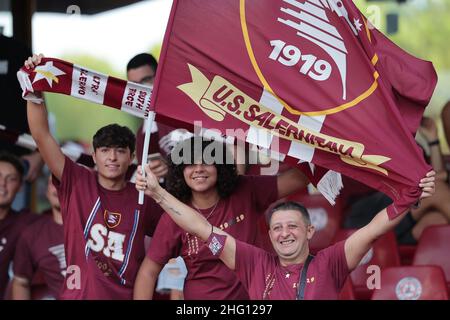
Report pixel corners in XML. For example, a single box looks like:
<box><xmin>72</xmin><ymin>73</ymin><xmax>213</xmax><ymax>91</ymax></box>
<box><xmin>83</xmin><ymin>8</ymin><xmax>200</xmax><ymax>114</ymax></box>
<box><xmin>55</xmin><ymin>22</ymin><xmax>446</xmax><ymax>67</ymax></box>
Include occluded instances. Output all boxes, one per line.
<box><xmin>104</xmin><ymin>210</ymin><xmax>122</xmax><ymax>228</ymax></box>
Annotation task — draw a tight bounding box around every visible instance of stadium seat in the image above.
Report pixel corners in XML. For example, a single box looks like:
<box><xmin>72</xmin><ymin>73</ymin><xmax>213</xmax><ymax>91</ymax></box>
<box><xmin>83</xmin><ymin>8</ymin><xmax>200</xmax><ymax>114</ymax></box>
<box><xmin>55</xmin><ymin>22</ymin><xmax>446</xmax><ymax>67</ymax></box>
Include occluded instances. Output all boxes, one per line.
<box><xmin>371</xmin><ymin>266</ymin><xmax>449</xmax><ymax>300</ymax></box>
<box><xmin>288</xmin><ymin>192</ymin><xmax>343</xmax><ymax>254</ymax></box>
<box><xmin>333</xmin><ymin>229</ymin><xmax>401</xmax><ymax>300</ymax></box>
<box><xmin>413</xmin><ymin>225</ymin><xmax>450</xmax><ymax>292</ymax></box>
<box><xmin>398</xmin><ymin>245</ymin><xmax>416</xmax><ymax>265</ymax></box>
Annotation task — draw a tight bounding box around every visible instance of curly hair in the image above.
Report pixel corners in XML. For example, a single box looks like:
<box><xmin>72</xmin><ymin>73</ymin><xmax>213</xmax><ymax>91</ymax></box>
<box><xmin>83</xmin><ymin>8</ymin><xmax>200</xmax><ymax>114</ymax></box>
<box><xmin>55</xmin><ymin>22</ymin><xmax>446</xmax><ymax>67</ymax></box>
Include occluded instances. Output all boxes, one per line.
<box><xmin>165</xmin><ymin>137</ymin><xmax>239</xmax><ymax>203</ymax></box>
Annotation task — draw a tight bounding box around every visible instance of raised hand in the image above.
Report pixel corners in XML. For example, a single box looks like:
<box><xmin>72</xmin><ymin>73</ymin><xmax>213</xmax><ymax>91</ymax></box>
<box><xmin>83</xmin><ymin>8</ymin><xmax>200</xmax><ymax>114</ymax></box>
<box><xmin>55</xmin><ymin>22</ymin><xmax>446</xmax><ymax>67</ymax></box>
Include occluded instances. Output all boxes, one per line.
<box><xmin>24</xmin><ymin>53</ymin><xmax>44</xmax><ymax>69</ymax></box>
<box><xmin>419</xmin><ymin>170</ymin><xmax>435</xmax><ymax>200</ymax></box>
<box><xmin>135</xmin><ymin>164</ymin><xmax>161</xmax><ymax>196</ymax></box>
<box><xmin>148</xmin><ymin>159</ymin><xmax>168</xmax><ymax>179</ymax></box>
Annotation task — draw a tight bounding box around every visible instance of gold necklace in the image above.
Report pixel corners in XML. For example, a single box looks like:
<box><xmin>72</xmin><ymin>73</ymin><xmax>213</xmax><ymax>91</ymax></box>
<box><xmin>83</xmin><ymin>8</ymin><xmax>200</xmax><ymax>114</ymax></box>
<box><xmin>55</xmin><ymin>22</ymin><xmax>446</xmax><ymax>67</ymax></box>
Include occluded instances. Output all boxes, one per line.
<box><xmin>192</xmin><ymin>199</ymin><xmax>220</xmax><ymax>220</ymax></box>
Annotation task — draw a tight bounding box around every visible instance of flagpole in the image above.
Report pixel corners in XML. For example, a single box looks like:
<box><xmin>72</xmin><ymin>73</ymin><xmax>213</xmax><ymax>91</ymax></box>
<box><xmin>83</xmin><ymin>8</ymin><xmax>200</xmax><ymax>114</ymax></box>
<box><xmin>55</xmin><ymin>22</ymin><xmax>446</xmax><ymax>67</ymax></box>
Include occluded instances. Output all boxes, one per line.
<box><xmin>138</xmin><ymin>111</ymin><xmax>156</xmax><ymax>205</ymax></box>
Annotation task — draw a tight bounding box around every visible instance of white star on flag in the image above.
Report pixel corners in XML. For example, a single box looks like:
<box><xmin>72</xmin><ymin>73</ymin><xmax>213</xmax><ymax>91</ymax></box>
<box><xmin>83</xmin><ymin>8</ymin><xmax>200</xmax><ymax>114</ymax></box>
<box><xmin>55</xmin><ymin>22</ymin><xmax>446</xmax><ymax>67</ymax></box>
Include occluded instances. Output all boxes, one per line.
<box><xmin>353</xmin><ymin>18</ymin><xmax>363</xmax><ymax>33</ymax></box>
<box><xmin>33</xmin><ymin>61</ymin><xmax>66</xmax><ymax>87</ymax></box>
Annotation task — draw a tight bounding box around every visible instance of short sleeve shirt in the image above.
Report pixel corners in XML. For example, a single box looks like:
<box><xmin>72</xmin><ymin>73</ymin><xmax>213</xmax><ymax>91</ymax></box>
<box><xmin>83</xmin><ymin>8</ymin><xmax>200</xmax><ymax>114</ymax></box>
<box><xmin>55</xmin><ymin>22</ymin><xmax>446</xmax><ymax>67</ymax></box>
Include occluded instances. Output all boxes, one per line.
<box><xmin>13</xmin><ymin>214</ymin><xmax>65</xmax><ymax>299</ymax></box>
<box><xmin>54</xmin><ymin>157</ymin><xmax>163</xmax><ymax>299</ymax></box>
<box><xmin>0</xmin><ymin>210</ymin><xmax>39</xmax><ymax>299</ymax></box>
<box><xmin>235</xmin><ymin>240</ymin><xmax>349</xmax><ymax>300</ymax></box>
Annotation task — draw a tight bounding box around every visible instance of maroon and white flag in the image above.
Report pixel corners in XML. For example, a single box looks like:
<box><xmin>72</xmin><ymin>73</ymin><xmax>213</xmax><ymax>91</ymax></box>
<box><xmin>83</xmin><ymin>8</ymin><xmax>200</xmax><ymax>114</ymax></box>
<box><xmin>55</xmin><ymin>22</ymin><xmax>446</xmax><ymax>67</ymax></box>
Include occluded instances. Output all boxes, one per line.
<box><xmin>150</xmin><ymin>0</ymin><xmax>437</xmax><ymax>218</ymax></box>
<box><xmin>17</xmin><ymin>57</ymin><xmax>152</xmax><ymax>118</ymax></box>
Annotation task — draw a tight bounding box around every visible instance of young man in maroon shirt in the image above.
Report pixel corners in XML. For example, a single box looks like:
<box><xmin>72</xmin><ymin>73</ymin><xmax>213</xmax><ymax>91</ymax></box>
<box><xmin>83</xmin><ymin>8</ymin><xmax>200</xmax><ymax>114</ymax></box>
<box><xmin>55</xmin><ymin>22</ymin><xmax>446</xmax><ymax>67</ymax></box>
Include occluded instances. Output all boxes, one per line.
<box><xmin>24</xmin><ymin>54</ymin><xmax>163</xmax><ymax>299</ymax></box>
<box><xmin>134</xmin><ymin>137</ymin><xmax>310</xmax><ymax>300</ymax></box>
<box><xmin>0</xmin><ymin>152</ymin><xmax>39</xmax><ymax>299</ymax></box>
<box><xmin>136</xmin><ymin>165</ymin><xmax>435</xmax><ymax>300</ymax></box>
<box><xmin>12</xmin><ymin>176</ymin><xmax>65</xmax><ymax>299</ymax></box>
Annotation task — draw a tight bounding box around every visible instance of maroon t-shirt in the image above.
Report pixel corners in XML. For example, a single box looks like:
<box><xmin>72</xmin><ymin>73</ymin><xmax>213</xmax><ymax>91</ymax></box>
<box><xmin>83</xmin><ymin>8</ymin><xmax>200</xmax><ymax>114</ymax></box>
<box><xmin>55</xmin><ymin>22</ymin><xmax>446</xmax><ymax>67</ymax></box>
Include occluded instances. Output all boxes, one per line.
<box><xmin>235</xmin><ymin>240</ymin><xmax>349</xmax><ymax>300</ymax></box>
<box><xmin>54</xmin><ymin>157</ymin><xmax>163</xmax><ymax>300</ymax></box>
<box><xmin>0</xmin><ymin>210</ymin><xmax>39</xmax><ymax>299</ymax></box>
<box><xmin>148</xmin><ymin>175</ymin><xmax>278</xmax><ymax>300</ymax></box>
<box><xmin>13</xmin><ymin>213</ymin><xmax>65</xmax><ymax>299</ymax></box>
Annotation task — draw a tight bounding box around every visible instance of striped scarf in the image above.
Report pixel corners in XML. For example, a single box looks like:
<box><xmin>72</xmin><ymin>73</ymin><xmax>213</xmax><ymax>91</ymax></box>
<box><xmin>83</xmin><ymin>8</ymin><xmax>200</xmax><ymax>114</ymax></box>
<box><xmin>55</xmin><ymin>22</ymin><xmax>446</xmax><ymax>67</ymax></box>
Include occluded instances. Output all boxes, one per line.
<box><xmin>17</xmin><ymin>57</ymin><xmax>151</xmax><ymax>119</ymax></box>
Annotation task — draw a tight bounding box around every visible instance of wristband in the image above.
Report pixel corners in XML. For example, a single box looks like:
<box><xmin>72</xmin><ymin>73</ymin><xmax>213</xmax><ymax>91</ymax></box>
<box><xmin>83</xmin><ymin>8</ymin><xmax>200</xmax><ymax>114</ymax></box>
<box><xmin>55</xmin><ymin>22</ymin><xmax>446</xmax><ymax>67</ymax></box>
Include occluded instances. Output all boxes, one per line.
<box><xmin>428</xmin><ymin>139</ymin><xmax>440</xmax><ymax>146</ymax></box>
<box><xmin>206</xmin><ymin>231</ymin><xmax>227</xmax><ymax>256</ymax></box>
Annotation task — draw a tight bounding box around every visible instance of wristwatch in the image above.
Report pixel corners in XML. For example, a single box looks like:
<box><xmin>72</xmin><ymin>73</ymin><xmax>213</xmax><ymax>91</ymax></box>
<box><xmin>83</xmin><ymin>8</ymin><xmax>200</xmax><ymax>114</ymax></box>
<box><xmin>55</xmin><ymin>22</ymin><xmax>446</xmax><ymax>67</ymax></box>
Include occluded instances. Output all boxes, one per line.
<box><xmin>428</xmin><ymin>139</ymin><xmax>440</xmax><ymax>146</ymax></box>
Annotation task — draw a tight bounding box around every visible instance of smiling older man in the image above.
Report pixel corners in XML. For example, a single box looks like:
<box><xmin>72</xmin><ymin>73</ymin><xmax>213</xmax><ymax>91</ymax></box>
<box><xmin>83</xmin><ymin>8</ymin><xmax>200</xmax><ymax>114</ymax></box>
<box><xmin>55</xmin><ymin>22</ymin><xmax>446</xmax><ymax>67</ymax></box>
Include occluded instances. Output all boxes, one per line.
<box><xmin>136</xmin><ymin>164</ymin><xmax>435</xmax><ymax>300</ymax></box>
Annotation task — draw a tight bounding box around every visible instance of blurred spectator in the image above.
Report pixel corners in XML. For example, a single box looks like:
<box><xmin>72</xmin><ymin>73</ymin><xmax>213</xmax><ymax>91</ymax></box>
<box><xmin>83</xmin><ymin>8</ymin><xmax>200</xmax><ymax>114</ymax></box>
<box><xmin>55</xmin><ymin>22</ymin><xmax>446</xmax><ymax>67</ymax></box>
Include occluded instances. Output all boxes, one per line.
<box><xmin>344</xmin><ymin>117</ymin><xmax>449</xmax><ymax>245</ymax></box>
<box><xmin>127</xmin><ymin>53</ymin><xmax>191</xmax><ymax>175</ymax></box>
<box><xmin>418</xmin><ymin>117</ymin><xmax>445</xmax><ymax>177</ymax></box>
<box><xmin>127</xmin><ymin>53</ymin><xmax>189</xmax><ymax>299</ymax></box>
<box><xmin>155</xmin><ymin>257</ymin><xmax>187</xmax><ymax>300</ymax></box>
<box><xmin>12</xmin><ymin>176</ymin><xmax>65</xmax><ymax>300</ymax></box>
<box><xmin>0</xmin><ymin>152</ymin><xmax>39</xmax><ymax>299</ymax></box>
<box><xmin>442</xmin><ymin>101</ymin><xmax>450</xmax><ymax>152</ymax></box>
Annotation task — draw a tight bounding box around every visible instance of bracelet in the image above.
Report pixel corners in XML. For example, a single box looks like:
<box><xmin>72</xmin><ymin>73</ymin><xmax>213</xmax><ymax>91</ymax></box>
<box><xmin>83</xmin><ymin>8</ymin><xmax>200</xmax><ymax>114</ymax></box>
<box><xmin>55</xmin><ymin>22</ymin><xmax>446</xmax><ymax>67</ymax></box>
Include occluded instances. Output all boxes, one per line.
<box><xmin>428</xmin><ymin>139</ymin><xmax>440</xmax><ymax>146</ymax></box>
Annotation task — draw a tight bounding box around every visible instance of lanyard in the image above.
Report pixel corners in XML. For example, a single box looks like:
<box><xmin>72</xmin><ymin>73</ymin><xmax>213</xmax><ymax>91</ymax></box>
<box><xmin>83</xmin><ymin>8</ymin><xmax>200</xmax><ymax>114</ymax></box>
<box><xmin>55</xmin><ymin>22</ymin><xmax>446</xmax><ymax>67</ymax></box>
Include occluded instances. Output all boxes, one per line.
<box><xmin>296</xmin><ymin>254</ymin><xmax>314</xmax><ymax>300</ymax></box>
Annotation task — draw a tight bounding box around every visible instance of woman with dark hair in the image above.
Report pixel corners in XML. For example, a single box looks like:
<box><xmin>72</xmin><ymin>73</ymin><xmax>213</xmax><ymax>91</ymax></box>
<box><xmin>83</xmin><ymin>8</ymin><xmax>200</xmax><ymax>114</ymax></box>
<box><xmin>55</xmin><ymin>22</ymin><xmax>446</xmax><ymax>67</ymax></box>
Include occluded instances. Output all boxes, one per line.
<box><xmin>134</xmin><ymin>137</ymin><xmax>310</xmax><ymax>300</ymax></box>
<box><xmin>165</xmin><ymin>138</ymin><xmax>240</xmax><ymax>203</ymax></box>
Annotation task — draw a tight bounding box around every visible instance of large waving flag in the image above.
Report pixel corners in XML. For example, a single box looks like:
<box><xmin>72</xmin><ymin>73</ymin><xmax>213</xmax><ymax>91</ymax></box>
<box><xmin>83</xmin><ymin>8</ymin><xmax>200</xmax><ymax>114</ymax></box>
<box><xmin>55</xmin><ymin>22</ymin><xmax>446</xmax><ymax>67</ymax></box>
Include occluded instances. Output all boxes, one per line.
<box><xmin>150</xmin><ymin>0</ymin><xmax>437</xmax><ymax>218</ymax></box>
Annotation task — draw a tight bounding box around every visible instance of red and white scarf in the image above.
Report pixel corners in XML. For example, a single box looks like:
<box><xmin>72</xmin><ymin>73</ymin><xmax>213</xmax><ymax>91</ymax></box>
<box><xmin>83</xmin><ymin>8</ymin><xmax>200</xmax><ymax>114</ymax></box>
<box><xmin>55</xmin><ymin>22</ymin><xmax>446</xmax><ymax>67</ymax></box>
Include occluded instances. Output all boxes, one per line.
<box><xmin>17</xmin><ymin>57</ymin><xmax>151</xmax><ymax>118</ymax></box>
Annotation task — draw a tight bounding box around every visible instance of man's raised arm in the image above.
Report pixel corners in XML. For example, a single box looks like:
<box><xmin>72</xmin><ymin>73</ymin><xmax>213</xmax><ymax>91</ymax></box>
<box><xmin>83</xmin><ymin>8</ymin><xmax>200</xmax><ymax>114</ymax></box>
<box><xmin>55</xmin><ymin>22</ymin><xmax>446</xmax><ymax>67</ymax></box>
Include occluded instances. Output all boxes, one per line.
<box><xmin>344</xmin><ymin>171</ymin><xmax>435</xmax><ymax>270</ymax></box>
<box><xmin>25</xmin><ymin>54</ymin><xmax>65</xmax><ymax>180</ymax></box>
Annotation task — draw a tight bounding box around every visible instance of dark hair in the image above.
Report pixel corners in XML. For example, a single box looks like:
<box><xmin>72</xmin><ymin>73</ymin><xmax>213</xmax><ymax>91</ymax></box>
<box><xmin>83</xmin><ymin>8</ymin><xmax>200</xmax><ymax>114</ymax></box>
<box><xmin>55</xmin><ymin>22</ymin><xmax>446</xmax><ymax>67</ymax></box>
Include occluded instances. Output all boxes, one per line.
<box><xmin>126</xmin><ymin>53</ymin><xmax>158</xmax><ymax>72</ymax></box>
<box><xmin>166</xmin><ymin>137</ymin><xmax>239</xmax><ymax>203</ymax></box>
<box><xmin>266</xmin><ymin>201</ymin><xmax>311</xmax><ymax>226</ymax></box>
<box><xmin>0</xmin><ymin>151</ymin><xmax>24</xmax><ymax>179</ymax></box>
<box><xmin>92</xmin><ymin>124</ymin><xmax>135</xmax><ymax>154</ymax></box>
